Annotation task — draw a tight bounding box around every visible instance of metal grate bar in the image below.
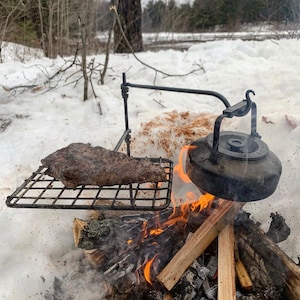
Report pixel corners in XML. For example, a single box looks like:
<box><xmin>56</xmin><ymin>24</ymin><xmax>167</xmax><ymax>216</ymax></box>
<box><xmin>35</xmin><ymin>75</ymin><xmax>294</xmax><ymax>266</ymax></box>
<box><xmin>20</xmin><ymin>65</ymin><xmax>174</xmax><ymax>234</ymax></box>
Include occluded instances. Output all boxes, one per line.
<box><xmin>6</xmin><ymin>158</ymin><xmax>173</xmax><ymax>211</ymax></box>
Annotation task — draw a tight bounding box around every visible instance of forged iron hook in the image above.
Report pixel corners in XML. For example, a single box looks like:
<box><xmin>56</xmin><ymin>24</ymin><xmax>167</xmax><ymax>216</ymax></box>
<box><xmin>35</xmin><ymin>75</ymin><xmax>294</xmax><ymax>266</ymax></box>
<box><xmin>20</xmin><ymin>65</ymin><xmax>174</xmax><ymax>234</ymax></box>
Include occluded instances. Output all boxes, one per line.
<box><xmin>240</xmin><ymin>89</ymin><xmax>255</xmax><ymax>117</ymax></box>
<box><xmin>245</xmin><ymin>89</ymin><xmax>255</xmax><ymax>104</ymax></box>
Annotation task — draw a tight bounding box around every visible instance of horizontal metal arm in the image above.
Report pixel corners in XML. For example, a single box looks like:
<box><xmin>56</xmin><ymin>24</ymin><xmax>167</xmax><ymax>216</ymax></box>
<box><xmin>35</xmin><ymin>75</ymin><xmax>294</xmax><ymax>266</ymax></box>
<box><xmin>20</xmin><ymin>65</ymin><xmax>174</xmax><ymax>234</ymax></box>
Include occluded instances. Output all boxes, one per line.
<box><xmin>121</xmin><ymin>73</ymin><xmax>231</xmax><ymax>108</ymax></box>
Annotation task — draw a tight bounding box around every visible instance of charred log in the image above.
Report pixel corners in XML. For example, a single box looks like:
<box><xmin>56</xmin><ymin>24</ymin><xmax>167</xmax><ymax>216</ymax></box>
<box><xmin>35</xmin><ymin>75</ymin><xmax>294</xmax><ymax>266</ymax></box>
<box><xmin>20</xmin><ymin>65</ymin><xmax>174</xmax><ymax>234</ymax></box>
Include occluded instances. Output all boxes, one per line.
<box><xmin>71</xmin><ymin>206</ymin><xmax>299</xmax><ymax>299</ymax></box>
<box><xmin>235</xmin><ymin>211</ymin><xmax>300</xmax><ymax>300</ymax></box>
<box><xmin>266</xmin><ymin>212</ymin><xmax>291</xmax><ymax>243</ymax></box>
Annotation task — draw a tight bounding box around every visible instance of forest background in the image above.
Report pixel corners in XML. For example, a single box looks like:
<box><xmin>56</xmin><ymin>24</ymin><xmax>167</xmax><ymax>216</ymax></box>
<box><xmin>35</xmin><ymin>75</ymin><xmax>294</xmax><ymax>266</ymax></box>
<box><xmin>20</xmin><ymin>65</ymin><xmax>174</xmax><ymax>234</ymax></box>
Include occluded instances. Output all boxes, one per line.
<box><xmin>1</xmin><ymin>0</ymin><xmax>300</xmax><ymax>60</ymax></box>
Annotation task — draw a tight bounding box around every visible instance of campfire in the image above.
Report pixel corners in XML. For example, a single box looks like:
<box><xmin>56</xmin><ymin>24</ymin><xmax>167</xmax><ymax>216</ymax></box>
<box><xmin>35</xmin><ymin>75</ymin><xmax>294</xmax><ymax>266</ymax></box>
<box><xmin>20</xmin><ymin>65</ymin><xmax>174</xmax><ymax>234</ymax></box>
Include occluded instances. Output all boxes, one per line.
<box><xmin>72</xmin><ymin>145</ymin><xmax>299</xmax><ymax>299</ymax></box>
<box><xmin>6</xmin><ymin>74</ymin><xmax>300</xmax><ymax>299</ymax></box>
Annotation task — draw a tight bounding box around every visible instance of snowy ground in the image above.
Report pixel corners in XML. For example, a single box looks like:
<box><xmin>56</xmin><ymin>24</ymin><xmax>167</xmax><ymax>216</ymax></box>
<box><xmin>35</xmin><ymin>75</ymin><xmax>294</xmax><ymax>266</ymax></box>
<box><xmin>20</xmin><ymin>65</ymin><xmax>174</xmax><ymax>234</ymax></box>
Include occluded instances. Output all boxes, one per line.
<box><xmin>0</xmin><ymin>38</ymin><xmax>299</xmax><ymax>299</ymax></box>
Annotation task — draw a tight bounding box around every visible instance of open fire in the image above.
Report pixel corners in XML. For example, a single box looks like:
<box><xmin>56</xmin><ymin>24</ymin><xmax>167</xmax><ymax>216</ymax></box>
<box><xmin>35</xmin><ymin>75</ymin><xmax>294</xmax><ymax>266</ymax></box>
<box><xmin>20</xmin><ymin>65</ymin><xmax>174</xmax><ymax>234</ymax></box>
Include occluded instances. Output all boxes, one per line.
<box><xmin>73</xmin><ymin>144</ymin><xmax>218</xmax><ymax>272</ymax></box>
<box><xmin>7</xmin><ymin>75</ymin><xmax>299</xmax><ymax>299</ymax></box>
<box><xmin>71</xmin><ymin>143</ymin><xmax>299</xmax><ymax>299</ymax></box>
<box><xmin>72</xmin><ymin>148</ymin><xmax>233</xmax><ymax>296</ymax></box>
<box><xmin>138</xmin><ymin>145</ymin><xmax>216</xmax><ymax>285</ymax></box>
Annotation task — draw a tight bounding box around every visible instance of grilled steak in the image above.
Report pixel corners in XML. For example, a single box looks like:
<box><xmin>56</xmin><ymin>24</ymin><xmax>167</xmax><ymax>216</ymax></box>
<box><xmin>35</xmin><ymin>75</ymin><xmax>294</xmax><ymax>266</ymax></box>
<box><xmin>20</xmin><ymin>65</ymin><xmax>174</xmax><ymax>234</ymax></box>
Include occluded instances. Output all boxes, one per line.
<box><xmin>41</xmin><ymin>143</ymin><xmax>167</xmax><ymax>188</ymax></box>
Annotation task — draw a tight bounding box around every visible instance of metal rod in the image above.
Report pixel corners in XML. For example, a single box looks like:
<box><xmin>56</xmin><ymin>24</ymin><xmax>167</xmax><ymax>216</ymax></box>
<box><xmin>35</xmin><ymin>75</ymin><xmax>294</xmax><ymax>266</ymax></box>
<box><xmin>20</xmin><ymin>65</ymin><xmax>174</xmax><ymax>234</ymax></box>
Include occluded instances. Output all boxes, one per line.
<box><xmin>121</xmin><ymin>73</ymin><xmax>131</xmax><ymax>156</ymax></box>
<box><xmin>114</xmin><ymin>129</ymin><xmax>131</xmax><ymax>152</ymax></box>
<box><xmin>250</xmin><ymin>102</ymin><xmax>260</xmax><ymax>138</ymax></box>
<box><xmin>122</xmin><ymin>77</ymin><xmax>231</xmax><ymax>109</ymax></box>
<box><xmin>210</xmin><ymin>114</ymin><xmax>226</xmax><ymax>163</ymax></box>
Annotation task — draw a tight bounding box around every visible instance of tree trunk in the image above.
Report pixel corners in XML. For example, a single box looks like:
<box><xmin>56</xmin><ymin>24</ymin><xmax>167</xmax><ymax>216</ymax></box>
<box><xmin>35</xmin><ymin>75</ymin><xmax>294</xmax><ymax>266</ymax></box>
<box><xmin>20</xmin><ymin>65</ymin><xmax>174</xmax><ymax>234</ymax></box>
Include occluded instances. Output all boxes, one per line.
<box><xmin>113</xmin><ymin>0</ymin><xmax>143</xmax><ymax>53</ymax></box>
<box><xmin>79</xmin><ymin>18</ymin><xmax>88</xmax><ymax>101</ymax></box>
<box><xmin>37</xmin><ymin>0</ymin><xmax>46</xmax><ymax>56</ymax></box>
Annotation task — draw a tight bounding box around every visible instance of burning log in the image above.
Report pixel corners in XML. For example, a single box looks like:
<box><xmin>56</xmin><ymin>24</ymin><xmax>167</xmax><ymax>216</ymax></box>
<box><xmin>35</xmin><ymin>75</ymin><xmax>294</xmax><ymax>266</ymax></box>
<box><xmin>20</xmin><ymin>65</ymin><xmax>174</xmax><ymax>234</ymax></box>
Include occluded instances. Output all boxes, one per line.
<box><xmin>235</xmin><ymin>211</ymin><xmax>300</xmax><ymax>300</ymax></box>
<box><xmin>70</xmin><ymin>202</ymin><xmax>300</xmax><ymax>299</ymax></box>
<box><xmin>156</xmin><ymin>200</ymin><xmax>243</xmax><ymax>291</ymax></box>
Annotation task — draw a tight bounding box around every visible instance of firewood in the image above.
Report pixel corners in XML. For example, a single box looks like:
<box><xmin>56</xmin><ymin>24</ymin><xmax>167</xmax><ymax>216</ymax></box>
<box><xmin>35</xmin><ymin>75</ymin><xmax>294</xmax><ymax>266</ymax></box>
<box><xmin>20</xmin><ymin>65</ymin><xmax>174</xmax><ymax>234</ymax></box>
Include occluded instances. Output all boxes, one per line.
<box><xmin>236</xmin><ymin>237</ymin><xmax>274</xmax><ymax>291</ymax></box>
<box><xmin>157</xmin><ymin>200</ymin><xmax>244</xmax><ymax>291</ymax></box>
<box><xmin>218</xmin><ymin>222</ymin><xmax>236</xmax><ymax>300</ymax></box>
<box><xmin>235</xmin><ymin>211</ymin><xmax>300</xmax><ymax>300</ymax></box>
<box><xmin>73</xmin><ymin>218</ymin><xmax>88</xmax><ymax>247</ymax></box>
<box><xmin>235</xmin><ymin>259</ymin><xmax>253</xmax><ymax>290</ymax></box>
<box><xmin>234</xmin><ymin>243</ymin><xmax>253</xmax><ymax>291</ymax></box>
<box><xmin>85</xmin><ymin>249</ymin><xmax>106</xmax><ymax>269</ymax></box>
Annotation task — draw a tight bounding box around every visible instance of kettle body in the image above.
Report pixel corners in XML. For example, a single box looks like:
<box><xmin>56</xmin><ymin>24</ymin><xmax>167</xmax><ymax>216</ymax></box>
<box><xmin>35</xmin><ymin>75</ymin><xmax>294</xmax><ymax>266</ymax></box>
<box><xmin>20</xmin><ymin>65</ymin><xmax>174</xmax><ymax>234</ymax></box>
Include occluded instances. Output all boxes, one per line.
<box><xmin>186</xmin><ymin>131</ymin><xmax>282</xmax><ymax>202</ymax></box>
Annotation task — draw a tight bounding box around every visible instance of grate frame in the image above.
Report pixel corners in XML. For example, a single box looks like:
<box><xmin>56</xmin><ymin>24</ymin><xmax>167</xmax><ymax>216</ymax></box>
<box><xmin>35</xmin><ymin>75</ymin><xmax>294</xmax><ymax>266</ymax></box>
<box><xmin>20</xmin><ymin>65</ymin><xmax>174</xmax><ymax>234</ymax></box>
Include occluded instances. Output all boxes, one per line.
<box><xmin>6</xmin><ymin>158</ymin><xmax>173</xmax><ymax>211</ymax></box>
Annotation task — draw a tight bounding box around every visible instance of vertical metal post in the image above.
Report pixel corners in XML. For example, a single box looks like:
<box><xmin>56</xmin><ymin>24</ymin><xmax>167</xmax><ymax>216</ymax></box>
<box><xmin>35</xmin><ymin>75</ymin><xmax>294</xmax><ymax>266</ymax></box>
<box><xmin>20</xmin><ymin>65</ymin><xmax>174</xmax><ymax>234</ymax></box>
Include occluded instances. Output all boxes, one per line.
<box><xmin>121</xmin><ymin>73</ymin><xmax>131</xmax><ymax>156</ymax></box>
<box><xmin>250</xmin><ymin>102</ymin><xmax>261</xmax><ymax>138</ymax></box>
<box><xmin>121</xmin><ymin>73</ymin><xmax>134</xmax><ymax>204</ymax></box>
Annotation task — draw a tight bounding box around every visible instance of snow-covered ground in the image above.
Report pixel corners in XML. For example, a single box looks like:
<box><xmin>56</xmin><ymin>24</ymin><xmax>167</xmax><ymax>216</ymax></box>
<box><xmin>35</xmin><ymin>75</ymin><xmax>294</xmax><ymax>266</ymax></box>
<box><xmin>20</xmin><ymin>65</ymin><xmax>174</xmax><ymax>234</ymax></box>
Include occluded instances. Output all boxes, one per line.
<box><xmin>96</xmin><ymin>27</ymin><xmax>300</xmax><ymax>50</ymax></box>
<box><xmin>0</xmin><ymin>38</ymin><xmax>299</xmax><ymax>299</ymax></box>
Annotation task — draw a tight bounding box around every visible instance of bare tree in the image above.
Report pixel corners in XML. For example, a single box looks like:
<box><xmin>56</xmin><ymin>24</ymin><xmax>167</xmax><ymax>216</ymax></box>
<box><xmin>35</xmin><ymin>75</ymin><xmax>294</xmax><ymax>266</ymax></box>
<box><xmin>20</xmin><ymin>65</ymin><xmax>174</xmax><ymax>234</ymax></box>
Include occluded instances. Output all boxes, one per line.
<box><xmin>78</xmin><ymin>17</ymin><xmax>88</xmax><ymax>101</ymax></box>
<box><xmin>0</xmin><ymin>0</ymin><xmax>25</xmax><ymax>62</ymax></box>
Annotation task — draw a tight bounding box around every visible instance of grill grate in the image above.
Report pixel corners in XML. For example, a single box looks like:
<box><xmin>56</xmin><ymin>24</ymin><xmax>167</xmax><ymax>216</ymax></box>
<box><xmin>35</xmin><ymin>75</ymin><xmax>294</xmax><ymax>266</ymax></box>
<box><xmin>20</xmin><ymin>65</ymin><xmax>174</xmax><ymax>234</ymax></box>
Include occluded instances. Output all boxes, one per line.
<box><xmin>6</xmin><ymin>158</ymin><xmax>173</xmax><ymax>211</ymax></box>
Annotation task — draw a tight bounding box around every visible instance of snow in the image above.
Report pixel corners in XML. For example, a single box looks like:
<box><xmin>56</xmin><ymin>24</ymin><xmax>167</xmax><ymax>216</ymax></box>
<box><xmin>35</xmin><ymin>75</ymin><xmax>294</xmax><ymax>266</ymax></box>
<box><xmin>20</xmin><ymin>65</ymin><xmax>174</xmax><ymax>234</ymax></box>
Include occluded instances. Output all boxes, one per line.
<box><xmin>0</xmin><ymin>38</ymin><xmax>300</xmax><ymax>298</ymax></box>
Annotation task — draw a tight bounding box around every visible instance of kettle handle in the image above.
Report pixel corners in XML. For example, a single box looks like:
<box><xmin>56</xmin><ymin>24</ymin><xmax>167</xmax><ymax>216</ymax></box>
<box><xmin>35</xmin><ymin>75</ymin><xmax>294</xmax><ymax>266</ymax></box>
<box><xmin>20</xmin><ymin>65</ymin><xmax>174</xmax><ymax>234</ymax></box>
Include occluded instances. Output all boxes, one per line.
<box><xmin>210</xmin><ymin>90</ymin><xmax>260</xmax><ymax>163</ymax></box>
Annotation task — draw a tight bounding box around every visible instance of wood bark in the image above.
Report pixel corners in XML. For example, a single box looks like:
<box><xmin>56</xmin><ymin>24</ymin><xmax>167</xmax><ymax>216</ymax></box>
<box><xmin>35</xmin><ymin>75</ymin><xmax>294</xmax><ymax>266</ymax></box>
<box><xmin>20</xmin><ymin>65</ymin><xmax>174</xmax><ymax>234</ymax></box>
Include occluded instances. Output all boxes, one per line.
<box><xmin>113</xmin><ymin>0</ymin><xmax>143</xmax><ymax>53</ymax></box>
<box><xmin>235</xmin><ymin>212</ymin><xmax>300</xmax><ymax>299</ymax></box>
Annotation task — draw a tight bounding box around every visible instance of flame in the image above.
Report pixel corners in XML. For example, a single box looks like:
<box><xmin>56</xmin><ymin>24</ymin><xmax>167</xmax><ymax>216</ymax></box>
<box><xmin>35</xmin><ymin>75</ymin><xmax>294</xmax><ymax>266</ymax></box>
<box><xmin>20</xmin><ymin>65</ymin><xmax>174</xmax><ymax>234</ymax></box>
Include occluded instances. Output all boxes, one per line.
<box><xmin>138</xmin><ymin>145</ymin><xmax>215</xmax><ymax>284</ymax></box>
<box><xmin>144</xmin><ymin>254</ymin><xmax>159</xmax><ymax>284</ymax></box>
<box><xmin>168</xmin><ymin>144</ymin><xmax>215</xmax><ymax>224</ymax></box>
<box><xmin>173</xmin><ymin>145</ymin><xmax>196</xmax><ymax>183</ymax></box>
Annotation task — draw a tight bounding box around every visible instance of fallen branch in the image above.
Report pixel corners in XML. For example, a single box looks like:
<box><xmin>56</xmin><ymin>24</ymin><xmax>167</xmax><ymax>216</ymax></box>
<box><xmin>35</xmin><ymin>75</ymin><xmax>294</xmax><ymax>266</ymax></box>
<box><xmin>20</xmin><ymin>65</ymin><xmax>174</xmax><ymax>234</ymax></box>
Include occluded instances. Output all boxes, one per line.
<box><xmin>1</xmin><ymin>49</ymin><xmax>80</xmax><ymax>94</ymax></box>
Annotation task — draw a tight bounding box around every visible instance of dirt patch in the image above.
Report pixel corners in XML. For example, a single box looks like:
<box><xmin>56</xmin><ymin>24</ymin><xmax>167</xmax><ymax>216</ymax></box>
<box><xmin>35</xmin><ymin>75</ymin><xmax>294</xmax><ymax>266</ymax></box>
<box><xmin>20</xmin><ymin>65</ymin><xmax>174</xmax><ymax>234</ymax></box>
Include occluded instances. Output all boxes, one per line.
<box><xmin>127</xmin><ymin>111</ymin><xmax>217</xmax><ymax>162</ymax></box>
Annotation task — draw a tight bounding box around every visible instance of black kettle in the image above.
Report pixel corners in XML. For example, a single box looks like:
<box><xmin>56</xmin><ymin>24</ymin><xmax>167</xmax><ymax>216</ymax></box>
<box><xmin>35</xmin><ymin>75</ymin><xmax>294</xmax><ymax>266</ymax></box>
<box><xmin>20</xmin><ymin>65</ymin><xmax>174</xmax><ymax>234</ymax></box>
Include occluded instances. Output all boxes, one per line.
<box><xmin>186</xmin><ymin>91</ymin><xmax>282</xmax><ymax>202</ymax></box>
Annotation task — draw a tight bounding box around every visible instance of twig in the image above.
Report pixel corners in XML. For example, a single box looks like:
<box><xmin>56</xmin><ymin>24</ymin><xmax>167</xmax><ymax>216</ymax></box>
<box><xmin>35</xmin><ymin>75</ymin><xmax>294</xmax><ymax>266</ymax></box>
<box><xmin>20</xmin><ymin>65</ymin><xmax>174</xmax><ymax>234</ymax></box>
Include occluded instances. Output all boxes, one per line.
<box><xmin>1</xmin><ymin>84</ymin><xmax>39</xmax><ymax>92</ymax></box>
<box><xmin>88</xmin><ymin>58</ymin><xmax>102</xmax><ymax>114</ymax></box>
<box><xmin>152</xmin><ymin>98</ymin><xmax>166</xmax><ymax>108</ymax></box>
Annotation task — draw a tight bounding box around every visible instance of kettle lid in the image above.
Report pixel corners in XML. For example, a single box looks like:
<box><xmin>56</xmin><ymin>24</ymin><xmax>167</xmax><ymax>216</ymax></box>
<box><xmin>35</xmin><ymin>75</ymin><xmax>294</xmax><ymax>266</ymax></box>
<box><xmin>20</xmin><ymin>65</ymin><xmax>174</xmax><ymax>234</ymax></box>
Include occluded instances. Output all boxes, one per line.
<box><xmin>206</xmin><ymin>131</ymin><xmax>269</xmax><ymax>161</ymax></box>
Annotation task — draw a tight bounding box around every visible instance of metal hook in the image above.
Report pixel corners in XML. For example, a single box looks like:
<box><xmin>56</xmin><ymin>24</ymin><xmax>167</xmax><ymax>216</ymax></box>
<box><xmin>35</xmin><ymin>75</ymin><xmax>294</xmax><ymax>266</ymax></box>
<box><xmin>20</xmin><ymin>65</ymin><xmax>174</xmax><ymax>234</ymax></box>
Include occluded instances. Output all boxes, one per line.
<box><xmin>244</xmin><ymin>90</ymin><xmax>255</xmax><ymax>112</ymax></box>
<box><xmin>239</xmin><ymin>89</ymin><xmax>255</xmax><ymax>117</ymax></box>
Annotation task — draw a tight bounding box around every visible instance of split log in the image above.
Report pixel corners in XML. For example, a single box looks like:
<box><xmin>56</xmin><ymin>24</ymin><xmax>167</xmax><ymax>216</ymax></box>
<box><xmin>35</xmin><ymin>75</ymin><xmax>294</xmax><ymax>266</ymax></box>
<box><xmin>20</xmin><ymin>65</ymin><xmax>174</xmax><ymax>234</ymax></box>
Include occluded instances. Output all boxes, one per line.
<box><xmin>235</xmin><ymin>211</ymin><xmax>300</xmax><ymax>300</ymax></box>
<box><xmin>218</xmin><ymin>222</ymin><xmax>236</xmax><ymax>300</ymax></box>
<box><xmin>157</xmin><ymin>200</ymin><xmax>244</xmax><ymax>291</ymax></box>
<box><xmin>234</xmin><ymin>242</ymin><xmax>253</xmax><ymax>291</ymax></box>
